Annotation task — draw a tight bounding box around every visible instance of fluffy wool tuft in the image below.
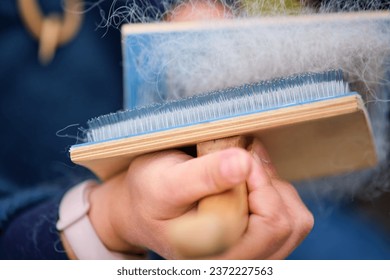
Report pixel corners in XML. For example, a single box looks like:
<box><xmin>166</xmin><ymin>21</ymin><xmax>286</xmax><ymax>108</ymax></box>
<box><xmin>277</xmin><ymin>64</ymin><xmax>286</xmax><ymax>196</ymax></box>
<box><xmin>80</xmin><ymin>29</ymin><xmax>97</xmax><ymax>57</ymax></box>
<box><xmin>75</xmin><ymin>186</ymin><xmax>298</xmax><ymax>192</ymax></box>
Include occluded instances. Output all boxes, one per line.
<box><xmin>93</xmin><ymin>0</ymin><xmax>390</xmax><ymax>200</ymax></box>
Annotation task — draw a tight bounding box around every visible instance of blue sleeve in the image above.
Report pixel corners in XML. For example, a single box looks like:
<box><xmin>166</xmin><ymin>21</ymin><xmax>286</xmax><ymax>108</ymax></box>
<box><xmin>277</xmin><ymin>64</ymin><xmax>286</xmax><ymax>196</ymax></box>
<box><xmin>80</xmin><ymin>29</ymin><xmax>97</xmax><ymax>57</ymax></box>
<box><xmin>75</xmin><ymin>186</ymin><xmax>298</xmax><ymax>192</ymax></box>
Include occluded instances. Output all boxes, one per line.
<box><xmin>0</xmin><ymin>0</ymin><xmax>171</xmax><ymax>259</ymax></box>
<box><xmin>0</xmin><ymin>178</ymin><xmax>66</xmax><ymax>230</ymax></box>
<box><xmin>0</xmin><ymin>191</ymin><xmax>69</xmax><ymax>259</ymax></box>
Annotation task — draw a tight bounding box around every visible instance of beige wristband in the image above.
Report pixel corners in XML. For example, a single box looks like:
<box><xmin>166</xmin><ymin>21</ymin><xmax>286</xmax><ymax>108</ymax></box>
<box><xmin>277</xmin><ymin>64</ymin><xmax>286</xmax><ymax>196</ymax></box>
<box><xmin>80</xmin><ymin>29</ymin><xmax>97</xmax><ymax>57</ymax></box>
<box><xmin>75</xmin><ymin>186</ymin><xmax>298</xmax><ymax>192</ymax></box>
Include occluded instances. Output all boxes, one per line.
<box><xmin>56</xmin><ymin>180</ymin><xmax>137</xmax><ymax>260</ymax></box>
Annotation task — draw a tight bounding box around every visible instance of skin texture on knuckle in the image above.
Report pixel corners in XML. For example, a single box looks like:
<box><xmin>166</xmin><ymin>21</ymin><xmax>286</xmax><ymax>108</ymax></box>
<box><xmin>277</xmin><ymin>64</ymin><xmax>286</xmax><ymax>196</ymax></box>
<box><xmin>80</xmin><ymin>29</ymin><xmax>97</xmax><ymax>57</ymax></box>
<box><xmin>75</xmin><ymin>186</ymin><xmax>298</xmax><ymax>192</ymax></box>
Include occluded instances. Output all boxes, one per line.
<box><xmin>271</xmin><ymin>181</ymin><xmax>314</xmax><ymax>239</ymax></box>
<box><xmin>274</xmin><ymin>181</ymin><xmax>314</xmax><ymax>236</ymax></box>
<box><xmin>263</xmin><ymin>210</ymin><xmax>294</xmax><ymax>243</ymax></box>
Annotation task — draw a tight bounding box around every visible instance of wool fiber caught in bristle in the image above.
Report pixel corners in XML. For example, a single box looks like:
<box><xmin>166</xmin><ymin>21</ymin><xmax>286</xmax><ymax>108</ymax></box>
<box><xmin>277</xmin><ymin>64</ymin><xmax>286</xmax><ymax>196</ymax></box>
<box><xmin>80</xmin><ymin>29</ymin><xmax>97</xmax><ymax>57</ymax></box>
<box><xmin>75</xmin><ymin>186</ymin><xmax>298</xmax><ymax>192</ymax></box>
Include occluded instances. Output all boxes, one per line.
<box><xmin>99</xmin><ymin>0</ymin><xmax>390</xmax><ymax>200</ymax></box>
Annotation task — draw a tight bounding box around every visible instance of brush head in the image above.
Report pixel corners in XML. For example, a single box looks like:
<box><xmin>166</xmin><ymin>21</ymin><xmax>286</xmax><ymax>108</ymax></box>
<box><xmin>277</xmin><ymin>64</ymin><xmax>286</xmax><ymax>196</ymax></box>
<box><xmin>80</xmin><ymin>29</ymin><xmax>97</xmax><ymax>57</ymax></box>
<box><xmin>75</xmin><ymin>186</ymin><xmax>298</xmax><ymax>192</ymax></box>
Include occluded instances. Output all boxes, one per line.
<box><xmin>84</xmin><ymin>69</ymin><xmax>350</xmax><ymax>144</ymax></box>
<box><xmin>71</xmin><ymin>69</ymin><xmax>376</xmax><ymax>182</ymax></box>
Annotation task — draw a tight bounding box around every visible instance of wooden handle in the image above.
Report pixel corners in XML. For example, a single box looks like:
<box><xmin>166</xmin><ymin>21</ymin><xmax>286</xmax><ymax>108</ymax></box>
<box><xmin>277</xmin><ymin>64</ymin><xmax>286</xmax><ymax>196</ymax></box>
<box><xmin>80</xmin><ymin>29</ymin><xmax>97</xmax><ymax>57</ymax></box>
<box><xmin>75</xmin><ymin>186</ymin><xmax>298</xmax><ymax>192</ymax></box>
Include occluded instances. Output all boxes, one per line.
<box><xmin>169</xmin><ymin>135</ymin><xmax>251</xmax><ymax>258</ymax></box>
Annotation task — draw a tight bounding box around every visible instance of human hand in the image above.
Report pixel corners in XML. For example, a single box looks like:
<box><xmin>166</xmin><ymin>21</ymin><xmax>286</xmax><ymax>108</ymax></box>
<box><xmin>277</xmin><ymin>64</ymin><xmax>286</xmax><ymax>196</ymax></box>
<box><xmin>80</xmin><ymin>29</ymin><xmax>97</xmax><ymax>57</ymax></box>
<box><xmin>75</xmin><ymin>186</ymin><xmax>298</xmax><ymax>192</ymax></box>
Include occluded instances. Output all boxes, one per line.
<box><xmin>86</xmin><ymin>139</ymin><xmax>313</xmax><ymax>259</ymax></box>
<box><xmin>60</xmin><ymin>0</ymin><xmax>313</xmax><ymax>261</ymax></box>
<box><xmin>215</xmin><ymin>139</ymin><xmax>314</xmax><ymax>259</ymax></box>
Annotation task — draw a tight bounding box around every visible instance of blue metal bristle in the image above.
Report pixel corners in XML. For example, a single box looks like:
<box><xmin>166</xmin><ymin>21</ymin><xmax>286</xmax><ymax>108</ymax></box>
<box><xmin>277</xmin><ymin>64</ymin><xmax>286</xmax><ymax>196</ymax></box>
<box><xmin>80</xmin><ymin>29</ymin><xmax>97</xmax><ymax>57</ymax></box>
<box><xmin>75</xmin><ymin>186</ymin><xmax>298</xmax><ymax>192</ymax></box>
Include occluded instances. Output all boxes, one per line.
<box><xmin>85</xmin><ymin>69</ymin><xmax>351</xmax><ymax>144</ymax></box>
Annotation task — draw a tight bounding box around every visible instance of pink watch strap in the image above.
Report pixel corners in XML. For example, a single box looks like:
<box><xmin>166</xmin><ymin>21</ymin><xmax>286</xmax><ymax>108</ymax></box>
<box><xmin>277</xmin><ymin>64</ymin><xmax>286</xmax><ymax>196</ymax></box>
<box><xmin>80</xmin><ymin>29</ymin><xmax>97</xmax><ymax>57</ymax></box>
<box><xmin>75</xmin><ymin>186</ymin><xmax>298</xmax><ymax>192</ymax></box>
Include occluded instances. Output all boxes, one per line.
<box><xmin>56</xmin><ymin>180</ymin><xmax>136</xmax><ymax>260</ymax></box>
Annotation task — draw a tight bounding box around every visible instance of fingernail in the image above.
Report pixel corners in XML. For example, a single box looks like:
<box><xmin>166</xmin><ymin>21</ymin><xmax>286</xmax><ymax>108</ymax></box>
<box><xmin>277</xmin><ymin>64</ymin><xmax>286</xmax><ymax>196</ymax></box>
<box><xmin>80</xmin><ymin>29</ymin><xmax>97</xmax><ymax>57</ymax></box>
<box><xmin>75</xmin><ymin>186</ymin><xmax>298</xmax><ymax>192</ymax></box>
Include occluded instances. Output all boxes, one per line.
<box><xmin>250</xmin><ymin>145</ymin><xmax>271</xmax><ymax>165</ymax></box>
<box><xmin>251</xmin><ymin>140</ymin><xmax>272</xmax><ymax>164</ymax></box>
<box><xmin>251</xmin><ymin>150</ymin><xmax>262</xmax><ymax>165</ymax></box>
<box><xmin>250</xmin><ymin>140</ymin><xmax>278</xmax><ymax>177</ymax></box>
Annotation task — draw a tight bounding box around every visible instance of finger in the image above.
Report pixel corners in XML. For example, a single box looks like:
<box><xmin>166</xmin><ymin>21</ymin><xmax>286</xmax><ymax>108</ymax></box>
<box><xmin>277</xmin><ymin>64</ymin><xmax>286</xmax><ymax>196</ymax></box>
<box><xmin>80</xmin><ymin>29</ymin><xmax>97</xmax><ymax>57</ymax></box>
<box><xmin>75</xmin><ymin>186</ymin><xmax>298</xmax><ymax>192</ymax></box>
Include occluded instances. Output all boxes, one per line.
<box><xmin>214</xmin><ymin>149</ymin><xmax>293</xmax><ymax>259</ymax></box>
<box><xmin>266</xmin><ymin>180</ymin><xmax>314</xmax><ymax>259</ymax></box>
<box><xmin>228</xmin><ymin>157</ymin><xmax>294</xmax><ymax>259</ymax></box>
<box><xmin>250</xmin><ymin>139</ymin><xmax>279</xmax><ymax>179</ymax></box>
<box><xmin>251</xmin><ymin>138</ymin><xmax>314</xmax><ymax>246</ymax></box>
<box><xmin>216</xmin><ymin>210</ymin><xmax>293</xmax><ymax>259</ymax></box>
<box><xmin>245</xmin><ymin>150</ymin><xmax>286</xmax><ymax>216</ymax></box>
<box><xmin>165</xmin><ymin>147</ymin><xmax>253</xmax><ymax>206</ymax></box>
<box><xmin>217</xmin><ymin>140</ymin><xmax>313</xmax><ymax>260</ymax></box>
<box><xmin>251</xmin><ymin>138</ymin><xmax>314</xmax><ymax>258</ymax></box>
<box><xmin>251</xmin><ymin>139</ymin><xmax>311</xmax><ymax>218</ymax></box>
<box><xmin>219</xmin><ymin>160</ymin><xmax>310</xmax><ymax>260</ymax></box>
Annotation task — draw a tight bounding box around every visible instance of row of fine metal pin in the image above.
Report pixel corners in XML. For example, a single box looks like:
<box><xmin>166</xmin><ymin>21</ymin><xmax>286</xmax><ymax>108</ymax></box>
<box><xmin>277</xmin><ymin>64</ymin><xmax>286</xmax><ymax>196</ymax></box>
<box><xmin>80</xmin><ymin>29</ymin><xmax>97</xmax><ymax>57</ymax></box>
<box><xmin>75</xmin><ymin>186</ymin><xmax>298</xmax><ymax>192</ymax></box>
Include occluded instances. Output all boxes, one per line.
<box><xmin>86</xmin><ymin>70</ymin><xmax>349</xmax><ymax>142</ymax></box>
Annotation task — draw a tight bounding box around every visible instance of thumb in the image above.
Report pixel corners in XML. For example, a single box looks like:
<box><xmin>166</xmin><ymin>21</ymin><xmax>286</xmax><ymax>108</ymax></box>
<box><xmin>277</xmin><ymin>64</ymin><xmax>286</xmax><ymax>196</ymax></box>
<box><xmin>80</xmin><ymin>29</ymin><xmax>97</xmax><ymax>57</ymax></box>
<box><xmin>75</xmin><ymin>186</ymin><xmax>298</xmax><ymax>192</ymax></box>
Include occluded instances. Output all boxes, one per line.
<box><xmin>167</xmin><ymin>147</ymin><xmax>252</xmax><ymax>207</ymax></box>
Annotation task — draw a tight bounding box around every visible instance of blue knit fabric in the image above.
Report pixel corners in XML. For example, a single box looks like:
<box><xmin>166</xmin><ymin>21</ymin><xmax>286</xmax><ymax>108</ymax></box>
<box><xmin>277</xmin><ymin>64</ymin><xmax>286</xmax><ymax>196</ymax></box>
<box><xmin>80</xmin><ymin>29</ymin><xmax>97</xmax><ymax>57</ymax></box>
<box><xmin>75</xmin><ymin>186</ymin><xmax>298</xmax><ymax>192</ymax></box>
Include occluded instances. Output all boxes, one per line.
<box><xmin>0</xmin><ymin>192</ymin><xmax>68</xmax><ymax>259</ymax></box>
<box><xmin>0</xmin><ymin>0</ymin><xmax>172</xmax><ymax>231</ymax></box>
<box><xmin>0</xmin><ymin>0</ymin><xmax>156</xmax><ymax>259</ymax></box>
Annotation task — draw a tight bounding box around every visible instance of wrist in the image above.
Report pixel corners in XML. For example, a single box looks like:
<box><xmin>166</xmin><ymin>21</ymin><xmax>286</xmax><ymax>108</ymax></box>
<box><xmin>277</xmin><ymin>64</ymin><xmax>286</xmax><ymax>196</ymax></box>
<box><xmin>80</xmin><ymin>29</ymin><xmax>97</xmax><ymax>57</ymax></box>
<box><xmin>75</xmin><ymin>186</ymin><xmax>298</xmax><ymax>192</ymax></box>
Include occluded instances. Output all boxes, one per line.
<box><xmin>88</xmin><ymin>174</ymin><xmax>146</xmax><ymax>255</ymax></box>
<box><xmin>57</xmin><ymin>180</ymin><xmax>145</xmax><ymax>259</ymax></box>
